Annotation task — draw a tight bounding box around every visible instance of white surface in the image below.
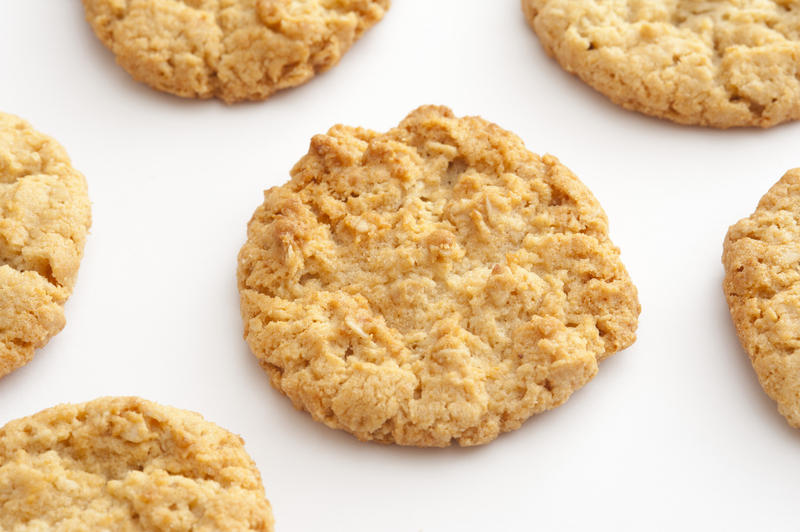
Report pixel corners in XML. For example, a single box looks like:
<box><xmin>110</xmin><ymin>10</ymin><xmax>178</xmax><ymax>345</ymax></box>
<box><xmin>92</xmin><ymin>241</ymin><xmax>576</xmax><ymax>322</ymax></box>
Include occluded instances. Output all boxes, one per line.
<box><xmin>2</xmin><ymin>1</ymin><xmax>800</xmax><ymax>530</ymax></box>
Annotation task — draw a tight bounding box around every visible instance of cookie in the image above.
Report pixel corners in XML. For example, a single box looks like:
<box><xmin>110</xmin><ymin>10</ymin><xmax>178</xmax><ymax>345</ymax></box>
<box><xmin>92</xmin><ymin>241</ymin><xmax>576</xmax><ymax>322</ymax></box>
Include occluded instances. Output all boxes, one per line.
<box><xmin>82</xmin><ymin>0</ymin><xmax>390</xmax><ymax>103</ymax></box>
<box><xmin>0</xmin><ymin>397</ymin><xmax>275</xmax><ymax>531</ymax></box>
<box><xmin>0</xmin><ymin>113</ymin><xmax>91</xmax><ymax>379</ymax></box>
<box><xmin>237</xmin><ymin>105</ymin><xmax>640</xmax><ymax>447</ymax></box>
<box><xmin>522</xmin><ymin>0</ymin><xmax>800</xmax><ymax>128</ymax></box>
<box><xmin>723</xmin><ymin>169</ymin><xmax>800</xmax><ymax>427</ymax></box>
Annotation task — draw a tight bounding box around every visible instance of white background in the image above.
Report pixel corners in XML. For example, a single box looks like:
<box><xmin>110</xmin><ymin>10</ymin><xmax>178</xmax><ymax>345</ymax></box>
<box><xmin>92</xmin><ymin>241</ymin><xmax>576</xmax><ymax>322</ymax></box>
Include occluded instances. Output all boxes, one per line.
<box><xmin>2</xmin><ymin>1</ymin><xmax>800</xmax><ymax>530</ymax></box>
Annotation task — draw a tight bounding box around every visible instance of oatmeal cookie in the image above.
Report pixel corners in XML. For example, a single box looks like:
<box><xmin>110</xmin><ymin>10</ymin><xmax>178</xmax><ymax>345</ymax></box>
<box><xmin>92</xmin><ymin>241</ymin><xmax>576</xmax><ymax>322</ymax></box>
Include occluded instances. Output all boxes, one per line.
<box><xmin>0</xmin><ymin>397</ymin><xmax>275</xmax><ymax>531</ymax></box>
<box><xmin>0</xmin><ymin>113</ymin><xmax>91</xmax><ymax>379</ymax></box>
<box><xmin>724</xmin><ymin>169</ymin><xmax>800</xmax><ymax>427</ymax></box>
<box><xmin>238</xmin><ymin>105</ymin><xmax>640</xmax><ymax>446</ymax></box>
<box><xmin>82</xmin><ymin>0</ymin><xmax>390</xmax><ymax>102</ymax></box>
<box><xmin>523</xmin><ymin>0</ymin><xmax>800</xmax><ymax>128</ymax></box>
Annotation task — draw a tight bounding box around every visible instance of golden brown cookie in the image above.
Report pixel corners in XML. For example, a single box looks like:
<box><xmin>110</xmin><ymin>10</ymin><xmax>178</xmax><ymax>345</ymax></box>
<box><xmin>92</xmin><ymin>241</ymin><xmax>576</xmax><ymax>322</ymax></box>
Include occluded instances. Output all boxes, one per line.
<box><xmin>0</xmin><ymin>397</ymin><xmax>275</xmax><ymax>531</ymax></box>
<box><xmin>82</xmin><ymin>0</ymin><xmax>390</xmax><ymax>103</ymax></box>
<box><xmin>0</xmin><ymin>113</ymin><xmax>91</xmax><ymax>379</ymax></box>
<box><xmin>238</xmin><ymin>105</ymin><xmax>640</xmax><ymax>447</ymax></box>
<box><xmin>523</xmin><ymin>0</ymin><xmax>800</xmax><ymax>128</ymax></box>
<box><xmin>723</xmin><ymin>169</ymin><xmax>800</xmax><ymax>427</ymax></box>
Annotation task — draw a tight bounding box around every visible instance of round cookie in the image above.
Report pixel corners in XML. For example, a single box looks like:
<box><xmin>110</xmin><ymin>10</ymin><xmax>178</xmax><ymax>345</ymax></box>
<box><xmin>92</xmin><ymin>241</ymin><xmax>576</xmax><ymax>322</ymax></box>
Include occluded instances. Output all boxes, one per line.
<box><xmin>238</xmin><ymin>105</ymin><xmax>640</xmax><ymax>447</ymax></box>
<box><xmin>82</xmin><ymin>0</ymin><xmax>390</xmax><ymax>103</ymax></box>
<box><xmin>0</xmin><ymin>397</ymin><xmax>275</xmax><ymax>531</ymax></box>
<box><xmin>723</xmin><ymin>169</ymin><xmax>800</xmax><ymax>428</ymax></box>
<box><xmin>522</xmin><ymin>0</ymin><xmax>800</xmax><ymax>128</ymax></box>
<box><xmin>0</xmin><ymin>113</ymin><xmax>91</xmax><ymax>379</ymax></box>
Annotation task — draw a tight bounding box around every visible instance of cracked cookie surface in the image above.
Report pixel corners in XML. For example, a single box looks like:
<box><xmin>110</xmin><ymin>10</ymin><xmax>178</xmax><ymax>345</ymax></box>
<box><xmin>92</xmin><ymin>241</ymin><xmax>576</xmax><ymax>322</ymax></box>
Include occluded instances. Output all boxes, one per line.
<box><xmin>523</xmin><ymin>0</ymin><xmax>800</xmax><ymax>128</ymax></box>
<box><xmin>237</xmin><ymin>106</ymin><xmax>640</xmax><ymax>447</ymax></box>
<box><xmin>0</xmin><ymin>397</ymin><xmax>274</xmax><ymax>531</ymax></box>
<box><xmin>0</xmin><ymin>113</ymin><xmax>91</xmax><ymax>379</ymax></box>
<box><xmin>724</xmin><ymin>169</ymin><xmax>800</xmax><ymax>427</ymax></box>
<box><xmin>82</xmin><ymin>0</ymin><xmax>390</xmax><ymax>103</ymax></box>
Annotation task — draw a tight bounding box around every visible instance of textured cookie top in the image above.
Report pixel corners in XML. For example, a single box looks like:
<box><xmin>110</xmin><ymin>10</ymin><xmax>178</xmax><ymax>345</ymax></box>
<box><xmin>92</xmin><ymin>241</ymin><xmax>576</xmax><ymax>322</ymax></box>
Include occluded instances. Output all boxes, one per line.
<box><xmin>0</xmin><ymin>113</ymin><xmax>91</xmax><ymax>378</ymax></box>
<box><xmin>523</xmin><ymin>0</ymin><xmax>800</xmax><ymax>128</ymax></box>
<box><xmin>723</xmin><ymin>169</ymin><xmax>800</xmax><ymax>427</ymax></box>
<box><xmin>238</xmin><ymin>106</ymin><xmax>640</xmax><ymax>447</ymax></box>
<box><xmin>0</xmin><ymin>397</ymin><xmax>275</xmax><ymax>531</ymax></box>
<box><xmin>82</xmin><ymin>0</ymin><xmax>390</xmax><ymax>103</ymax></box>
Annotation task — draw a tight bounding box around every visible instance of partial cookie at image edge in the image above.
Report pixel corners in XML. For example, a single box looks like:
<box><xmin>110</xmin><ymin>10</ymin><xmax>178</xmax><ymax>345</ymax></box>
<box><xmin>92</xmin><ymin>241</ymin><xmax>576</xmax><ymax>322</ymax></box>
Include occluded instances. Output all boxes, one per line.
<box><xmin>723</xmin><ymin>168</ymin><xmax>800</xmax><ymax>428</ymax></box>
<box><xmin>81</xmin><ymin>0</ymin><xmax>391</xmax><ymax>103</ymax></box>
<box><xmin>0</xmin><ymin>112</ymin><xmax>91</xmax><ymax>379</ymax></box>
<box><xmin>523</xmin><ymin>0</ymin><xmax>800</xmax><ymax>128</ymax></box>
<box><xmin>0</xmin><ymin>396</ymin><xmax>275</xmax><ymax>531</ymax></box>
